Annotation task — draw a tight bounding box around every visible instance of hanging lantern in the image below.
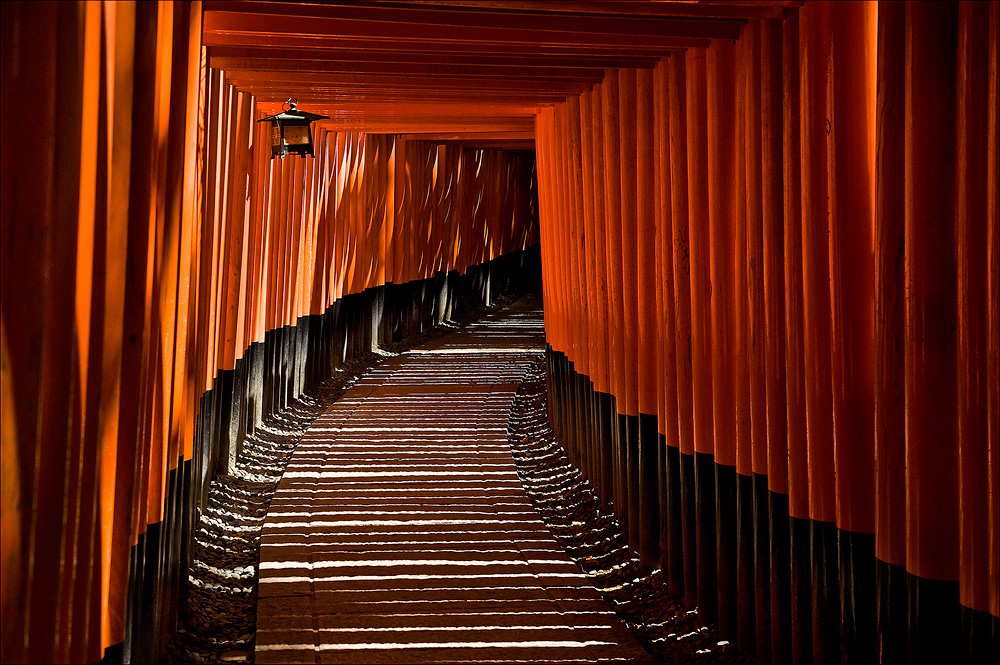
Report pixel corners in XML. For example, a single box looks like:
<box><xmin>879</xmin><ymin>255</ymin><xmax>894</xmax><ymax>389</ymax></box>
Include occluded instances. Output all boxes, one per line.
<box><xmin>257</xmin><ymin>99</ymin><xmax>329</xmax><ymax>159</ymax></box>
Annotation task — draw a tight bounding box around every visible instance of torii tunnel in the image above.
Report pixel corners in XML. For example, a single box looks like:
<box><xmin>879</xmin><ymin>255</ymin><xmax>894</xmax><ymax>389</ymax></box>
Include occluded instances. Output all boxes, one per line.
<box><xmin>1</xmin><ymin>1</ymin><xmax>998</xmax><ymax>664</ymax></box>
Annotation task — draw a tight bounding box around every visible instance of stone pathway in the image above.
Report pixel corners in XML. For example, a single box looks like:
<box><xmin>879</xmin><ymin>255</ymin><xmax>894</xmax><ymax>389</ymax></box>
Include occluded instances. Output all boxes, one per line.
<box><xmin>255</xmin><ymin>295</ymin><xmax>653</xmax><ymax>664</ymax></box>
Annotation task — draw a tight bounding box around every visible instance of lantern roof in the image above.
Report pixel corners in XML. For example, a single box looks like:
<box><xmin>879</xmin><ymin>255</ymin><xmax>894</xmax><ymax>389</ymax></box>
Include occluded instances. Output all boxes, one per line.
<box><xmin>258</xmin><ymin>109</ymin><xmax>329</xmax><ymax>123</ymax></box>
<box><xmin>258</xmin><ymin>100</ymin><xmax>329</xmax><ymax>124</ymax></box>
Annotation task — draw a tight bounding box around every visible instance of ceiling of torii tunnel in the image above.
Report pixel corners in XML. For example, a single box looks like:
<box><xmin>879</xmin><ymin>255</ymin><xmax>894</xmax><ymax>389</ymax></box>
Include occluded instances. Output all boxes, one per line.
<box><xmin>200</xmin><ymin>0</ymin><xmax>768</xmax><ymax>147</ymax></box>
<box><xmin>2</xmin><ymin>2</ymin><xmax>998</xmax><ymax>665</ymax></box>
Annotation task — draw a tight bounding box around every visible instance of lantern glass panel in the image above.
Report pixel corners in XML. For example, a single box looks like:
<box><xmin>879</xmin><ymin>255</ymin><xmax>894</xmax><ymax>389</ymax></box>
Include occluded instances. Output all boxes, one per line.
<box><xmin>283</xmin><ymin>125</ymin><xmax>311</xmax><ymax>146</ymax></box>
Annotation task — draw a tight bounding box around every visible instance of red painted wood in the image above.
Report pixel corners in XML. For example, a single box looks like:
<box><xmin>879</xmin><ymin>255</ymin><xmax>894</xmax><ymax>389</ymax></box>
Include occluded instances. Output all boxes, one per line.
<box><xmin>653</xmin><ymin>59</ymin><xmax>680</xmax><ymax>445</ymax></box>
<box><xmin>602</xmin><ymin>69</ymin><xmax>627</xmax><ymax>414</ymax></box>
<box><xmin>782</xmin><ymin>10</ymin><xmax>809</xmax><ymax>519</ymax></box>
<box><xmin>567</xmin><ymin>96</ymin><xmax>589</xmax><ymax>374</ymax></box>
<box><xmin>668</xmin><ymin>53</ymin><xmax>696</xmax><ymax>458</ymax></box>
<box><xmin>904</xmin><ymin>0</ymin><xmax>960</xmax><ymax>582</ymax></box>
<box><xmin>798</xmin><ymin>1</ymin><xmax>836</xmax><ymax>524</ymax></box>
<box><xmin>580</xmin><ymin>90</ymin><xmax>602</xmax><ymax>389</ymax></box>
<box><xmin>636</xmin><ymin>67</ymin><xmax>659</xmax><ymax>417</ymax></box>
<box><xmin>987</xmin><ymin>0</ymin><xmax>1000</xmax><ymax>620</ymax></box>
<box><xmin>8</xmin><ymin>4</ymin><xmax>1000</xmax><ymax>661</ymax></box>
<box><xmin>956</xmin><ymin>0</ymin><xmax>993</xmax><ymax>614</ymax></box>
<box><xmin>589</xmin><ymin>83</ymin><xmax>612</xmax><ymax>396</ymax></box>
<box><xmin>685</xmin><ymin>48</ymin><xmax>715</xmax><ymax>457</ymax></box>
<box><xmin>734</xmin><ymin>29</ymin><xmax>753</xmax><ymax>478</ymax></box>
<box><xmin>761</xmin><ymin>16</ymin><xmax>788</xmax><ymax>496</ymax></box>
<box><xmin>744</xmin><ymin>22</ymin><xmax>769</xmax><ymax>479</ymax></box>
<box><xmin>618</xmin><ymin>67</ymin><xmax>640</xmax><ymax>417</ymax></box>
<box><xmin>707</xmin><ymin>38</ymin><xmax>738</xmax><ymax>468</ymax></box>
<box><xmin>828</xmin><ymin>0</ymin><xmax>875</xmax><ymax>535</ymax></box>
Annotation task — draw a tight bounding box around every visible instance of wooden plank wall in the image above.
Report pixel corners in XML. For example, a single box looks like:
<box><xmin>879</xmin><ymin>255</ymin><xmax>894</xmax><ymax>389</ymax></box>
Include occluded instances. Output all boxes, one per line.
<box><xmin>2</xmin><ymin>4</ymin><xmax>206</xmax><ymax>662</ymax></box>
<box><xmin>536</xmin><ymin>1</ymin><xmax>999</xmax><ymax>662</ymax></box>
<box><xmin>0</xmin><ymin>2</ymin><xmax>537</xmax><ymax>663</ymax></box>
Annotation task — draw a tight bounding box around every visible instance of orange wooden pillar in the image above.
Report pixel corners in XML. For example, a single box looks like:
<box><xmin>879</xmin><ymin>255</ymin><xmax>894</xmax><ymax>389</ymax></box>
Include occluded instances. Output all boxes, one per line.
<box><xmin>684</xmin><ymin>47</ymin><xmax>718</xmax><ymax>626</ymax></box>
<box><xmin>569</xmin><ymin>96</ymin><xmax>589</xmax><ymax>380</ymax></box>
<box><xmin>619</xmin><ymin>68</ymin><xmax>639</xmax><ymax>422</ymax></box>
<box><xmin>706</xmin><ymin>36</ymin><xmax>739</xmax><ymax>642</ymax></box>
<box><xmin>744</xmin><ymin>20</ymin><xmax>778</xmax><ymax>661</ymax></box>
<box><xmin>566</xmin><ymin>95</ymin><xmax>588</xmax><ymax>474</ymax></box>
<box><xmin>547</xmin><ymin>105</ymin><xmax>567</xmax><ymax>451</ymax></box>
<box><xmin>733</xmin><ymin>27</ymin><xmax>753</xmax><ymax>653</ymax></box>
<box><xmin>1</xmin><ymin>3</ymin><xmax>206</xmax><ymax>660</ymax></box>
<box><xmin>983</xmin><ymin>0</ymin><xmax>1000</xmax><ymax>630</ymax></box>
<box><xmin>545</xmin><ymin>104</ymin><xmax>574</xmax><ymax>447</ymax></box>
<box><xmin>745</xmin><ymin>22</ymin><xmax>768</xmax><ymax>492</ymax></box>
<box><xmin>736</xmin><ymin>21</ymin><xmax>767</xmax><ymax>657</ymax></box>
<box><xmin>2</xmin><ymin>4</ymin><xmax>83</xmax><ymax>660</ymax></box>
<box><xmin>549</xmin><ymin>106</ymin><xmax>569</xmax><ymax>363</ymax></box>
<box><xmin>635</xmin><ymin>66</ymin><xmax>661</xmax><ymax>572</ymax></box>
<box><xmin>103</xmin><ymin>1</ymin><xmax>140</xmax><ymax>650</ymax></box>
<box><xmin>534</xmin><ymin>112</ymin><xmax>551</xmax><ymax>334</ymax></box>
<box><xmin>601</xmin><ymin>70</ymin><xmax>624</xmax><ymax>415</ymax></box>
<box><xmin>64</xmin><ymin>2</ymin><xmax>108</xmax><ymax>657</ymax></box>
<box><xmin>392</xmin><ymin>135</ymin><xmax>406</xmax><ymax>289</ymax></box>
<box><xmin>568</xmin><ymin>98</ymin><xmax>587</xmax><ymax>469</ymax></box>
<box><xmin>602</xmin><ymin>69</ymin><xmax>629</xmax><ymax>529</ymax></box>
<box><xmin>827</xmin><ymin>3</ymin><xmax>877</xmax><ymax>661</ymax></box>
<box><xmin>798</xmin><ymin>4</ymin><xmax>840</xmax><ymax>661</ymax></box>
<box><xmin>760</xmin><ymin>15</ymin><xmax>790</xmax><ymax>664</ymax></box>
<box><xmin>955</xmin><ymin>4</ymin><xmax>999</xmax><ymax>650</ymax></box>
<box><xmin>120</xmin><ymin>6</ymin><xmax>172</xmax><ymax>657</ymax></box>
<box><xmin>904</xmin><ymin>2</ymin><xmax>962</xmax><ymax>660</ymax></box>
<box><xmin>579</xmin><ymin>89</ymin><xmax>600</xmax><ymax>490</ymax></box>
<box><xmin>556</xmin><ymin>102</ymin><xmax>577</xmax><ymax>461</ymax></box>
<box><xmin>428</xmin><ymin>143</ymin><xmax>443</xmax><ymax>278</ymax></box>
<box><xmin>667</xmin><ymin>51</ymin><xmax>698</xmax><ymax>607</ymax></box>
<box><xmin>588</xmin><ymin>81</ymin><xmax>616</xmax><ymax>511</ymax></box>
<box><xmin>617</xmin><ymin>67</ymin><xmax>642</xmax><ymax>555</ymax></box>
<box><xmin>733</xmin><ymin>24</ymin><xmax>752</xmax><ymax>491</ymax></box>
<box><xmin>780</xmin><ymin>9</ymin><xmax>811</xmax><ymax>662</ymax></box>
<box><xmin>535</xmin><ymin>108</ymin><xmax>559</xmax><ymax>352</ymax></box>
<box><xmin>555</xmin><ymin>104</ymin><xmax>573</xmax><ymax>370</ymax></box>
<box><xmin>653</xmin><ymin>58</ymin><xmax>682</xmax><ymax>587</ymax></box>
<box><xmin>103</xmin><ymin>5</ymin><xmax>152</xmax><ymax>652</ymax></box>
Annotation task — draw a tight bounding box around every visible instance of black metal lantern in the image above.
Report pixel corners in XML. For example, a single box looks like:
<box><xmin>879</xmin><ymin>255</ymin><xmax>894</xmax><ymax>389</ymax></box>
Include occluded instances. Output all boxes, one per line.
<box><xmin>257</xmin><ymin>99</ymin><xmax>329</xmax><ymax>159</ymax></box>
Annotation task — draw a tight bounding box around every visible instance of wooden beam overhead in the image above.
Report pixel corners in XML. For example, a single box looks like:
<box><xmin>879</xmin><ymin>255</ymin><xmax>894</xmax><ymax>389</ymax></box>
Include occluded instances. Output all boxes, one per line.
<box><xmin>334</xmin><ymin>0</ymin><xmax>792</xmax><ymax>20</ymax></box>
<box><xmin>203</xmin><ymin>31</ymin><xmax>703</xmax><ymax>56</ymax></box>
<box><xmin>256</xmin><ymin>100</ymin><xmax>540</xmax><ymax>116</ymax></box>
<box><xmin>319</xmin><ymin>125</ymin><xmax>532</xmax><ymax>134</ymax></box>
<box><xmin>203</xmin><ymin>14</ymin><xmax>727</xmax><ymax>51</ymax></box>
<box><xmin>437</xmin><ymin>140</ymin><xmax>536</xmax><ymax>150</ymax></box>
<box><xmin>250</xmin><ymin>91</ymin><xmax>579</xmax><ymax>105</ymax></box>
<box><xmin>215</xmin><ymin>59</ymin><xmax>612</xmax><ymax>81</ymax></box>
<box><xmin>206</xmin><ymin>46</ymin><xmax>660</xmax><ymax>71</ymax></box>
<box><xmin>203</xmin><ymin>2</ymin><xmax>744</xmax><ymax>40</ymax></box>
<box><xmin>236</xmin><ymin>77</ymin><xmax>590</xmax><ymax>93</ymax></box>
<box><xmin>391</xmin><ymin>130</ymin><xmax>534</xmax><ymax>139</ymax></box>
<box><xmin>202</xmin><ymin>1</ymin><xmax>760</xmax><ymax>147</ymax></box>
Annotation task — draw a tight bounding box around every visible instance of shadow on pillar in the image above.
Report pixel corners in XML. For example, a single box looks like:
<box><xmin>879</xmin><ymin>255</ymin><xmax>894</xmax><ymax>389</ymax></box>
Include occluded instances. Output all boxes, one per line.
<box><xmin>102</xmin><ymin>247</ymin><xmax>540</xmax><ymax>665</ymax></box>
<box><xmin>542</xmin><ymin>349</ymin><xmax>994</xmax><ymax>665</ymax></box>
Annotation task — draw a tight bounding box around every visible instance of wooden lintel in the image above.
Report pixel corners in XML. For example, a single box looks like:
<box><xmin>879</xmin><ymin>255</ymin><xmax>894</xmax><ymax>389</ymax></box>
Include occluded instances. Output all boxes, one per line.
<box><xmin>215</xmin><ymin>59</ymin><xmax>610</xmax><ymax>81</ymax></box>
<box><xmin>202</xmin><ymin>4</ymin><xmax>743</xmax><ymax>41</ymax></box>
<box><xmin>203</xmin><ymin>13</ymin><xmax>730</xmax><ymax>50</ymax></box>
<box><xmin>206</xmin><ymin>46</ymin><xmax>660</xmax><ymax>71</ymax></box>
<box><xmin>203</xmin><ymin>31</ymin><xmax>704</xmax><ymax>56</ymax></box>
